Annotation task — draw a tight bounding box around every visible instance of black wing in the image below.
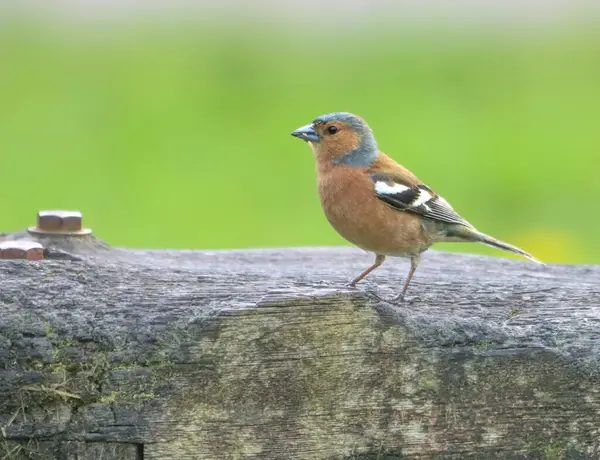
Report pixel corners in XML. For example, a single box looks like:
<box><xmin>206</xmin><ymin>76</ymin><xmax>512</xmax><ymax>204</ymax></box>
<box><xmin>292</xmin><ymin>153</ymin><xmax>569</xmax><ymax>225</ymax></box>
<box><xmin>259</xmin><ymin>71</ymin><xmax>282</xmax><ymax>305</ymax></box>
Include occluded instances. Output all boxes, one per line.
<box><xmin>371</xmin><ymin>172</ymin><xmax>474</xmax><ymax>228</ymax></box>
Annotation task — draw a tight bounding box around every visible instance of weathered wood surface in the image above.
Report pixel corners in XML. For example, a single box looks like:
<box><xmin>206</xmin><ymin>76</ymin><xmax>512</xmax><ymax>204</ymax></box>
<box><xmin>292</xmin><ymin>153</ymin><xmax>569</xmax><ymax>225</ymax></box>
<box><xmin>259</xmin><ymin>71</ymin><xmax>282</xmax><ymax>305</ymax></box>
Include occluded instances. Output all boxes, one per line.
<box><xmin>1</xmin><ymin>230</ymin><xmax>600</xmax><ymax>459</ymax></box>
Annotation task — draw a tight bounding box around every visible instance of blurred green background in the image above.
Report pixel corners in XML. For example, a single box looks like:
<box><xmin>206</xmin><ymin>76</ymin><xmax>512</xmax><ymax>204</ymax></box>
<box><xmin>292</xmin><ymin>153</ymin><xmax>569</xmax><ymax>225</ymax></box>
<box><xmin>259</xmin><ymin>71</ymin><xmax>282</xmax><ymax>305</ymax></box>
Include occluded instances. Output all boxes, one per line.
<box><xmin>1</xmin><ymin>6</ymin><xmax>598</xmax><ymax>264</ymax></box>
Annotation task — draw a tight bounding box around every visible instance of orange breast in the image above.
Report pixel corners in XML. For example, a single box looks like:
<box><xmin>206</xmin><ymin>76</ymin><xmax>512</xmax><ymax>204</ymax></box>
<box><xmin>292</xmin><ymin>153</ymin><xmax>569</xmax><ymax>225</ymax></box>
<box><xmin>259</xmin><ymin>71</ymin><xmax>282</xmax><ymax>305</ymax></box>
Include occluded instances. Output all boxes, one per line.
<box><xmin>316</xmin><ymin>165</ymin><xmax>434</xmax><ymax>257</ymax></box>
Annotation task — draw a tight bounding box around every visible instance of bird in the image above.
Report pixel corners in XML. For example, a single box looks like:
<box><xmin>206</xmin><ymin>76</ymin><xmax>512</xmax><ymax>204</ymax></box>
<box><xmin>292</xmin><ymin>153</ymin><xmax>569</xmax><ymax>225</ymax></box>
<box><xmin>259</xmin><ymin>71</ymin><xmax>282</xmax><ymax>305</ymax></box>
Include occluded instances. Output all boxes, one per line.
<box><xmin>290</xmin><ymin>112</ymin><xmax>542</xmax><ymax>300</ymax></box>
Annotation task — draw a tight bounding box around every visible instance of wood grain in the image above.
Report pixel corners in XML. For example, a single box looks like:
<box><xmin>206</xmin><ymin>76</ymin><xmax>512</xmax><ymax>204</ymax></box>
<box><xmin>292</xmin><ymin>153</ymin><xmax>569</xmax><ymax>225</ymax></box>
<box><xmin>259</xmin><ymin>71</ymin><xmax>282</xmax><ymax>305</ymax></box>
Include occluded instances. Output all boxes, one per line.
<box><xmin>1</xmin><ymin>231</ymin><xmax>599</xmax><ymax>459</ymax></box>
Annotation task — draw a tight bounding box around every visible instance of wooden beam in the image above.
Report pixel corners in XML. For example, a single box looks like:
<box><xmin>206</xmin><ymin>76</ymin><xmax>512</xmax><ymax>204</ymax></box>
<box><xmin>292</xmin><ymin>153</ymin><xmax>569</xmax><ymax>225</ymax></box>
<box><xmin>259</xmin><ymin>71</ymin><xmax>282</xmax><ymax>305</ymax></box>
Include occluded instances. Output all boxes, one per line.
<box><xmin>1</xmin><ymin>232</ymin><xmax>599</xmax><ymax>459</ymax></box>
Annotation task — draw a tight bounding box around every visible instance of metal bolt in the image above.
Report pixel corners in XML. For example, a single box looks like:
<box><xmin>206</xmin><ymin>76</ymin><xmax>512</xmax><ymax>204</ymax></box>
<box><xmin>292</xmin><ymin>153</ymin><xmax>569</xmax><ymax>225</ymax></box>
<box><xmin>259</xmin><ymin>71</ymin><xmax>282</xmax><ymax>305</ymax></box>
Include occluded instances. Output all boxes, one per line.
<box><xmin>28</xmin><ymin>210</ymin><xmax>92</xmax><ymax>236</ymax></box>
<box><xmin>0</xmin><ymin>240</ymin><xmax>44</xmax><ymax>260</ymax></box>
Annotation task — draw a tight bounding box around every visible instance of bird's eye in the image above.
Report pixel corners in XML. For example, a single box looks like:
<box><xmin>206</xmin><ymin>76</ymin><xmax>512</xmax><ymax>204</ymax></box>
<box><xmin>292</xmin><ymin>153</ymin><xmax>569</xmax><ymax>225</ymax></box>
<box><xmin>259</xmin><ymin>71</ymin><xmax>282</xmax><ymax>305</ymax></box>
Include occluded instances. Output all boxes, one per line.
<box><xmin>327</xmin><ymin>125</ymin><xmax>339</xmax><ymax>135</ymax></box>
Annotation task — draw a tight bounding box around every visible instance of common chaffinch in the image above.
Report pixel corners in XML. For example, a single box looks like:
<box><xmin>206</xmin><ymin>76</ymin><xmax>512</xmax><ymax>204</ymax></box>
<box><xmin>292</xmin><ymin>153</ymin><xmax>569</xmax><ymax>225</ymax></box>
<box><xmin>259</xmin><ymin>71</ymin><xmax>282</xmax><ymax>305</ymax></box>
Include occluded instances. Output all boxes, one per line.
<box><xmin>291</xmin><ymin>112</ymin><xmax>541</xmax><ymax>299</ymax></box>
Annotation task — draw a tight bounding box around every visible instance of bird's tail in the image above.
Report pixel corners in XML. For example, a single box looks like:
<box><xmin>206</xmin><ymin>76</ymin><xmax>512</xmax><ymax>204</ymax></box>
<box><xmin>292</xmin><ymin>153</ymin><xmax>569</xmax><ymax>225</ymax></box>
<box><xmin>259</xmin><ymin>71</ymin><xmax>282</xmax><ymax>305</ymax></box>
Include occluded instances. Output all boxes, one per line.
<box><xmin>446</xmin><ymin>225</ymin><xmax>543</xmax><ymax>264</ymax></box>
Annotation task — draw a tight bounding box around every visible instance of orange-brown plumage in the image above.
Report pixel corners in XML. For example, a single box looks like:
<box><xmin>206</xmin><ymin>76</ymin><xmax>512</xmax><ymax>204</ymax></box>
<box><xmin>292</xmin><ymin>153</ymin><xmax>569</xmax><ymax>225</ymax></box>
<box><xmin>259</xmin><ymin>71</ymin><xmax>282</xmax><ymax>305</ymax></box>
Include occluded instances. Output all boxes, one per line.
<box><xmin>317</xmin><ymin>155</ymin><xmax>434</xmax><ymax>257</ymax></box>
<box><xmin>291</xmin><ymin>112</ymin><xmax>540</xmax><ymax>299</ymax></box>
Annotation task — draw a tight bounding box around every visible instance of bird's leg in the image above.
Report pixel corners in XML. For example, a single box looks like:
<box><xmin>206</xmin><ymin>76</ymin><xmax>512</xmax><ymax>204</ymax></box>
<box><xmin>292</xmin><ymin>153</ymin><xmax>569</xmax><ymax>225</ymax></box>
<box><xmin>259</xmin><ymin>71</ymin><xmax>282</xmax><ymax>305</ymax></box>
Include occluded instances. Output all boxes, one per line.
<box><xmin>348</xmin><ymin>254</ymin><xmax>386</xmax><ymax>287</ymax></box>
<box><xmin>395</xmin><ymin>255</ymin><xmax>420</xmax><ymax>301</ymax></box>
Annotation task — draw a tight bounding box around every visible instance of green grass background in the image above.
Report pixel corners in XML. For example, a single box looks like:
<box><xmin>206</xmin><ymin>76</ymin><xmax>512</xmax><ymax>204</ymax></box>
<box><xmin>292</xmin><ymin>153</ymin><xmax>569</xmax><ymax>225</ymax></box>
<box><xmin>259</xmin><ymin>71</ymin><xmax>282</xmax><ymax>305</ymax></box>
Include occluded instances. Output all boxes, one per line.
<box><xmin>1</xmin><ymin>23</ymin><xmax>598</xmax><ymax>264</ymax></box>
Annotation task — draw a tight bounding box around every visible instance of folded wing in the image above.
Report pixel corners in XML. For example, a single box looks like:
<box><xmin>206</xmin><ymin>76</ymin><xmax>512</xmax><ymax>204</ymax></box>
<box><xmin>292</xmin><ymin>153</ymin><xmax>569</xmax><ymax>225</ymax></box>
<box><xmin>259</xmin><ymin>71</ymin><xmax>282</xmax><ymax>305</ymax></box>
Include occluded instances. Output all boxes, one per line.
<box><xmin>370</xmin><ymin>171</ymin><xmax>474</xmax><ymax>229</ymax></box>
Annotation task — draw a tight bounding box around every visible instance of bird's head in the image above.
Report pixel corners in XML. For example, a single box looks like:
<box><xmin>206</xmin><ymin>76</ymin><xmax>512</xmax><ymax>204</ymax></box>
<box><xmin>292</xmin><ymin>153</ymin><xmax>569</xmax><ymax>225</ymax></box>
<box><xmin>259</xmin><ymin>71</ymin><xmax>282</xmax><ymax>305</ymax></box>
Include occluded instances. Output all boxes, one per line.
<box><xmin>291</xmin><ymin>112</ymin><xmax>379</xmax><ymax>166</ymax></box>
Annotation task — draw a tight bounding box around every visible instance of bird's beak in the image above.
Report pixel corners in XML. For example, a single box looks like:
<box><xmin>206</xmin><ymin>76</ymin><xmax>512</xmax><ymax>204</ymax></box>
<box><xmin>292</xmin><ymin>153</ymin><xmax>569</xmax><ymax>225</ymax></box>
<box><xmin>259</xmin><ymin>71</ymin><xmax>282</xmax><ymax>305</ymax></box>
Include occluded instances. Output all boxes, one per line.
<box><xmin>291</xmin><ymin>124</ymin><xmax>320</xmax><ymax>143</ymax></box>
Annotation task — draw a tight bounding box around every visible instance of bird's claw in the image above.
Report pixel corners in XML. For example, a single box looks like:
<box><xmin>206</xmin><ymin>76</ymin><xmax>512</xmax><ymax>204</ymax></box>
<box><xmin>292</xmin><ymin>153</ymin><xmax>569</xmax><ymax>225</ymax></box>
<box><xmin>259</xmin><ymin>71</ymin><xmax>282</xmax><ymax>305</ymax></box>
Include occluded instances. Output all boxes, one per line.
<box><xmin>392</xmin><ymin>293</ymin><xmax>405</xmax><ymax>303</ymax></box>
<box><xmin>392</xmin><ymin>293</ymin><xmax>423</xmax><ymax>303</ymax></box>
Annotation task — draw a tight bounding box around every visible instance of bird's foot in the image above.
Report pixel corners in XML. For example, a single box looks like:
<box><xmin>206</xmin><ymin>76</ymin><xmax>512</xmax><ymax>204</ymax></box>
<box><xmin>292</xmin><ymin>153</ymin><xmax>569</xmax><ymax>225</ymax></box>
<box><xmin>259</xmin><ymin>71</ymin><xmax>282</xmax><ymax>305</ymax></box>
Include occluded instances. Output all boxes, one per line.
<box><xmin>391</xmin><ymin>293</ymin><xmax>405</xmax><ymax>303</ymax></box>
<box><xmin>391</xmin><ymin>293</ymin><xmax>423</xmax><ymax>304</ymax></box>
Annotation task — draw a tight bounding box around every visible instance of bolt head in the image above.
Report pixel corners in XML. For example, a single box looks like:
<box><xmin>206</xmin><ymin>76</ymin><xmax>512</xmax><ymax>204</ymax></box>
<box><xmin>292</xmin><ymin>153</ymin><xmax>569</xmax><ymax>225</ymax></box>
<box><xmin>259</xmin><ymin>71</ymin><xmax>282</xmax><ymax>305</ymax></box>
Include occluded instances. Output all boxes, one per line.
<box><xmin>0</xmin><ymin>241</ymin><xmax>44</xmax><ymax>260</ymax></box>
<box><xmin>29</xmin><ymin>210</ymin><xmax>92</xmax><ymax>236</ymax></box>
<box><xmin>38</xmin><ymin>210</ymin><xmax>82</xmax><ymax>232</ymax></box>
